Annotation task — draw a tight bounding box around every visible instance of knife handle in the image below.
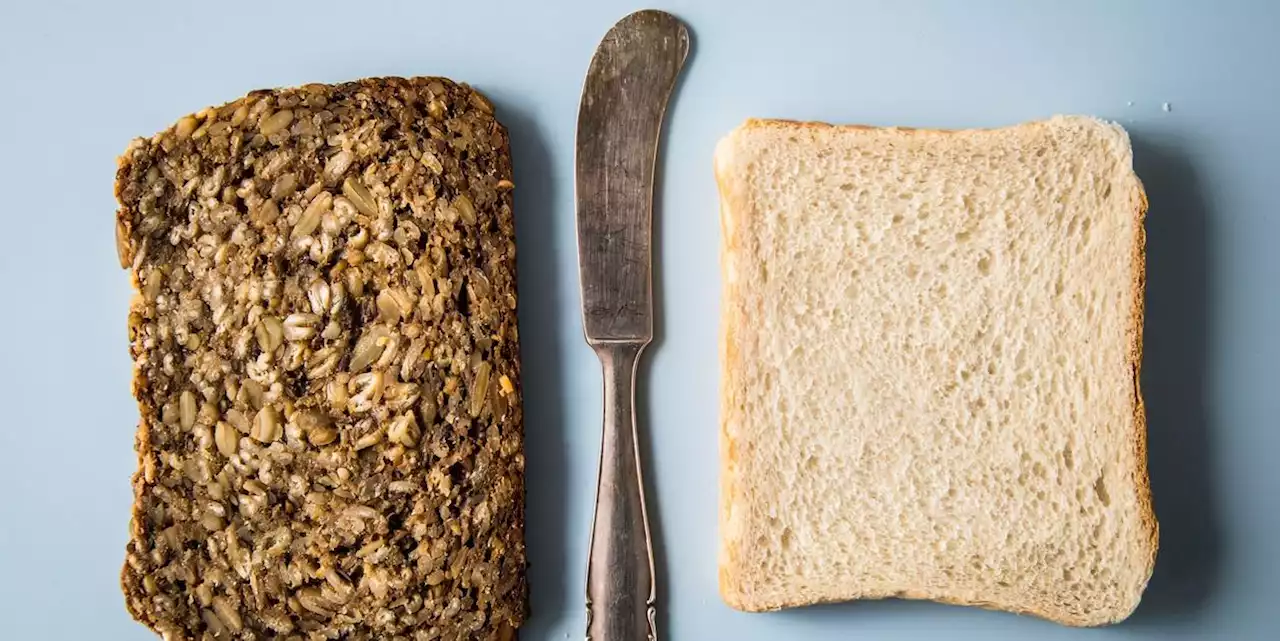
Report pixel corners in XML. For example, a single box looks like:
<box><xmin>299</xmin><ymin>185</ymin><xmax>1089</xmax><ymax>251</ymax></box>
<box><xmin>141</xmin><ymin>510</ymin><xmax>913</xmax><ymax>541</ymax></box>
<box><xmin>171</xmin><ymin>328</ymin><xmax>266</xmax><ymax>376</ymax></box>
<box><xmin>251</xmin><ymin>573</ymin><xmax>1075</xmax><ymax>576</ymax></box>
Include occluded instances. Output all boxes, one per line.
<box><xmin>587</xmin><ymin>340</ymin><xmax>656</xmax><ymax>641</ymax></box>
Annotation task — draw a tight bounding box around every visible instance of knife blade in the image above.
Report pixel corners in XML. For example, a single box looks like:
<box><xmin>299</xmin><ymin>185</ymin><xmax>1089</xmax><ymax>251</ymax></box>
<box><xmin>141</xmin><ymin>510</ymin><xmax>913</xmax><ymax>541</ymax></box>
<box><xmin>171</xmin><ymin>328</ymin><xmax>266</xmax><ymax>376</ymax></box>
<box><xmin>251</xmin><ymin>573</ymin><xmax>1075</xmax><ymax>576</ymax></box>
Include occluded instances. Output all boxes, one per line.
<box><xmin>575</xmin><ymin>9</ymin><xmax>689</xmax><ymax>641</ymax></box>
<box><xmin>577</xmin><ymin>9</ymin><xmax>688</xmax><ymax>344</ymax></box>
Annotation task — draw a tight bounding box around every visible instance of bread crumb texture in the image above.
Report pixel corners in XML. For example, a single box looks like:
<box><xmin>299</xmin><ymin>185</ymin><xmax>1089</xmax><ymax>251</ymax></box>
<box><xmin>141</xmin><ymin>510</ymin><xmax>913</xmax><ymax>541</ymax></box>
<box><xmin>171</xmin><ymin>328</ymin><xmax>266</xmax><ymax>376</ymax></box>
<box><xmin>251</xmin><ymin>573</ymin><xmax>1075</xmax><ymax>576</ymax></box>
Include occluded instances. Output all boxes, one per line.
<box><xmin>715</xmin><ymin>116</ymin><xmax>1155</xmax><ymax>627</ymax></box>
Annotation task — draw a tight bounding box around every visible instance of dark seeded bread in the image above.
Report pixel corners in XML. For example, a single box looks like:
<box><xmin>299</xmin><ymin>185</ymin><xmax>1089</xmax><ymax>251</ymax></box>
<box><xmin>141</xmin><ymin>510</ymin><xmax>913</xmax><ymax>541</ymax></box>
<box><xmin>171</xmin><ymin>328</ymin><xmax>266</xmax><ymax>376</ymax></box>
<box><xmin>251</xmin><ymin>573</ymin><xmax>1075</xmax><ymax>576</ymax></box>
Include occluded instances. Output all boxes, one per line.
<box><xmin>115</xmin><ymin>77</ymin><xmax>525</xmax><ymax>640</ymax></box>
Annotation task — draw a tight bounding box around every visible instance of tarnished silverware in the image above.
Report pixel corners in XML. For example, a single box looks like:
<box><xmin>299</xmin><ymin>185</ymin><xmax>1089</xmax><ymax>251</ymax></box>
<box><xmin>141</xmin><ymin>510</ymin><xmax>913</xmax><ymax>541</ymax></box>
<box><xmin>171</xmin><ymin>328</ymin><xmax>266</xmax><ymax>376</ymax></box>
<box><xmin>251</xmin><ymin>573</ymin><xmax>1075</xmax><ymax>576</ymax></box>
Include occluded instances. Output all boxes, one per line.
<box><xmin>574</xmin><ymin>9</ymin><xmax>689</xmax><ymax>641</ymax></box>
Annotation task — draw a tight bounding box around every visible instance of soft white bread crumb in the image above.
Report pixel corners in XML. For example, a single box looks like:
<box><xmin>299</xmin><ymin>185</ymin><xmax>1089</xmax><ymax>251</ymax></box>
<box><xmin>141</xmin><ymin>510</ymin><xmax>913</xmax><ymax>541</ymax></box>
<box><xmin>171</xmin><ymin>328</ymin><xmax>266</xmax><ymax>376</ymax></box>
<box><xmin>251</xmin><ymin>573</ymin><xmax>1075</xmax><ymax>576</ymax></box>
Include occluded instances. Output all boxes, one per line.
<box><xmin>715</xmin><ymin>116</ymin><xmax>1157</xmax><ymax>626</ymax></box>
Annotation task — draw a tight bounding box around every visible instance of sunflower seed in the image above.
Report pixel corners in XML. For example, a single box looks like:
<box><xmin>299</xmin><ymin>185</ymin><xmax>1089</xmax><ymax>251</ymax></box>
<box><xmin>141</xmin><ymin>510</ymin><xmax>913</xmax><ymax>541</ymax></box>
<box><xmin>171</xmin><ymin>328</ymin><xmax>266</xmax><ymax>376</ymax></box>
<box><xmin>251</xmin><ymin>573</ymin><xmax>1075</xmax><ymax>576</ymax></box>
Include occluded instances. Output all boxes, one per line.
<box><xmin>179</xmin><ymin>391</ymin><xmax>197</xmax><ymax>430</ymax></box>
<box><xmin>214</xmin><ymin>422</ymin><xmax>239</xmax><ymax>457</ymax></box>
<box><xmin>283</xmin><ymin>313</ymin><xmax>320</xmax><ymax>341</ymax></box>
<box><xmin>259</xmin><ymin>109</ymin><xmax>294</xmax><ymax>135</ymax></box>
<box><xmin>250</xmin><ymin>406</ymin><xmax>282</xmax><ymax>443</ymax></box>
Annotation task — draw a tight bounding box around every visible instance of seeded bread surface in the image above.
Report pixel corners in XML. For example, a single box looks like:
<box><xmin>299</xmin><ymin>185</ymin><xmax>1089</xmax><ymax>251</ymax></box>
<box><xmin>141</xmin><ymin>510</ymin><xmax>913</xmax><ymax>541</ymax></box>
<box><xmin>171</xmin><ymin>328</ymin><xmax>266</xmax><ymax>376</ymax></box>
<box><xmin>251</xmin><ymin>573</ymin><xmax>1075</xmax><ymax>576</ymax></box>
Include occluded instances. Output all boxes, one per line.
<box><xmin>115</xmin><ymin>77</ymin><xmax>525</xmax><ymax>640</ymax></box>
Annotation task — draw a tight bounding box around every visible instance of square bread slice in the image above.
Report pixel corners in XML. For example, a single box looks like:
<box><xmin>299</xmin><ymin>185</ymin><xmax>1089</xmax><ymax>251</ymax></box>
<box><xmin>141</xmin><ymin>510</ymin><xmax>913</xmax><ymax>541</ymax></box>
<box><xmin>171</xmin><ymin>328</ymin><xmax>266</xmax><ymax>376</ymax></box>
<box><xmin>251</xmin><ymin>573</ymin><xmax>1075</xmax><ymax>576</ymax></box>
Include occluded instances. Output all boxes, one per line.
<box><xmin>115</xmin><ymin>78</ymin><xmax>525</xmax><ymax>640</ymax></box>
<box><xmin>714</xmin><ymin>116</ymin><xmax>1157</xmax><ymax>626</ymax></box>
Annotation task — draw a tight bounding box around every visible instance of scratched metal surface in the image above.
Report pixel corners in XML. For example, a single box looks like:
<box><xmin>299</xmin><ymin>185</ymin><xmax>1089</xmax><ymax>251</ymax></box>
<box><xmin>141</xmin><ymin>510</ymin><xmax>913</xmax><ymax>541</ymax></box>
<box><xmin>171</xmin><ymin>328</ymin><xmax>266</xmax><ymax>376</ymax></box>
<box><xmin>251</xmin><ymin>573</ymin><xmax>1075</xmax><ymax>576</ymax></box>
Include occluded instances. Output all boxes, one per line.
<box><xmin>576</xmin><ymin>11</ymin><xmax>687</xmax><ymax>343</ymax></box>
<box><xmin>576</xmin><ymin>11</ymin><xmax>688</xmax><ymax>641</ymax></box>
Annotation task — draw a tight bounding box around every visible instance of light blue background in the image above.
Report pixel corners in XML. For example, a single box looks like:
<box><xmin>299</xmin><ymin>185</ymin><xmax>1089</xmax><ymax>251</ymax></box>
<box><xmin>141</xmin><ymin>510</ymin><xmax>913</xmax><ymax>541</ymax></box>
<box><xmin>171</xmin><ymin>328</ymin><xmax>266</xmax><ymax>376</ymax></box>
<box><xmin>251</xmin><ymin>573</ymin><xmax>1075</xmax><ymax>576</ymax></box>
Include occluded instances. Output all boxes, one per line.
<box><xmin>1</xmin><ymin>1</ymin><xmax>1275</xmax><ymax>639</ymax></box>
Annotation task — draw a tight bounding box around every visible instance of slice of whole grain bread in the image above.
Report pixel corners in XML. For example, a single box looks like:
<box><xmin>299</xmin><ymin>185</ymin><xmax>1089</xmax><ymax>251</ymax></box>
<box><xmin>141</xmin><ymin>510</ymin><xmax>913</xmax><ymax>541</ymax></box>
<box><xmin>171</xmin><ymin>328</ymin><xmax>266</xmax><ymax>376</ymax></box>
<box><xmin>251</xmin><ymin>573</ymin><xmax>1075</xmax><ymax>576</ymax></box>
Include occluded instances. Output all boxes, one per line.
<box><xmin>116</xmin><ymin>77</ymin><xmax>525</xmax><ymax>640</ymax></box>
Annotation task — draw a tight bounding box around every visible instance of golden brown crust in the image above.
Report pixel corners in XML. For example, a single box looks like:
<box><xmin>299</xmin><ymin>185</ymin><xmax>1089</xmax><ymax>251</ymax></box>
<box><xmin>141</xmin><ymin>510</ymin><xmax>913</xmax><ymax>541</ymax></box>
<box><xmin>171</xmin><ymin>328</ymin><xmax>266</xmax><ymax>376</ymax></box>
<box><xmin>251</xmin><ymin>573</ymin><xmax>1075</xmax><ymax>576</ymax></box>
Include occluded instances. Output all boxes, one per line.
<box><xmin>713</xmin><ymin>134</ymin><xmax>746</xmax><ymax>608</ymax></box>
<box><xmin>713</xmin><ymin>117</ymin><xmax>1158</xmax><ymax>627</ymax></box>
<box><xmin>116</xmin><ymin>77</ymin><xmax>525</xmax><ymax>640</ymax></box>
<box><xmin>1127</xmin><ymin>174</ymin><xmax>1160</xmax><ymax>613</ymax></box>
<box><xmin>735</xmin><ymin>117</ymin><xmax>1053</xmax><ymax>137</ymax></box>
<box><xmin>724</xmin><ymin>588</ymin><xmax>1118</xmax><ymax>627</ymax></box>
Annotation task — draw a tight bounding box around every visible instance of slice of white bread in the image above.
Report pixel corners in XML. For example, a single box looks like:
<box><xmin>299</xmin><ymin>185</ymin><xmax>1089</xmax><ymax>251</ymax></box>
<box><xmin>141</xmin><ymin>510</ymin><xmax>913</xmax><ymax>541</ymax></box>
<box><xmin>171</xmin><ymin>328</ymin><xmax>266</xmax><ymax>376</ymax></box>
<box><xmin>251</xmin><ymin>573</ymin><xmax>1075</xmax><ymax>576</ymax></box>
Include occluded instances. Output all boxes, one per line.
<box><xmin>714</xmin><ymin>116</ymin><xmax>1157</xmax><ymax>626</ymax></box>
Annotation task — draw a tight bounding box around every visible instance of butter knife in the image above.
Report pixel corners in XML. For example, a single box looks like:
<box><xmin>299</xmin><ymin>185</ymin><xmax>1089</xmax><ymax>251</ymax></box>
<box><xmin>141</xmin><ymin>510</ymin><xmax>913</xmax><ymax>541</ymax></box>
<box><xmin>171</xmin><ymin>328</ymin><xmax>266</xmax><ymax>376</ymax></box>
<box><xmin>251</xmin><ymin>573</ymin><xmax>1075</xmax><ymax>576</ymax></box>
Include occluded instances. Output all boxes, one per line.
<box><xmin>575</xmin><ymin>9</ymin><xmax>689</xmax><ymax>641</ymax></box>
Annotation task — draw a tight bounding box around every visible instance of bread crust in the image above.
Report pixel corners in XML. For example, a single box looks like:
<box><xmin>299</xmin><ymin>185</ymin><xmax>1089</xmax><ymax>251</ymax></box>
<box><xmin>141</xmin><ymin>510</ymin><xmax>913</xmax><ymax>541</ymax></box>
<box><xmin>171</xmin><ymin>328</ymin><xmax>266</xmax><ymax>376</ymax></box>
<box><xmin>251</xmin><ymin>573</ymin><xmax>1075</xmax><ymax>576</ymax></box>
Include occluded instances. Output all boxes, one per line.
<box><xmin>714</xmin><ymin>117</ymin><xmax>1158</xmax><ymax>627</ymax></box>
<box><xmin>1127</xmin><ymin>175</ymin><xmax>1160</xmax><ymax>616</ymax></box>
<box><xmin>714</xmin><ymin>131</ymin><xmax>748</xmax><ymax>609</ymax></box>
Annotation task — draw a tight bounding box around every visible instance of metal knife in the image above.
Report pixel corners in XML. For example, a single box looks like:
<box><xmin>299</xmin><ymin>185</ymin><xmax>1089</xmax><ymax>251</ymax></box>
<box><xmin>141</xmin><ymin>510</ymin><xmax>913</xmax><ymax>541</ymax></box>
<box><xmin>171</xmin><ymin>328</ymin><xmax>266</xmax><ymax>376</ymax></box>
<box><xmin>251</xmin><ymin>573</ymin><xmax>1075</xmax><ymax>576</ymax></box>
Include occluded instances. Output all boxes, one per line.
<box><xmin>575</xmin><ymin>9</ymin><xmax>689</xmax><ymax>641</ymax></box>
